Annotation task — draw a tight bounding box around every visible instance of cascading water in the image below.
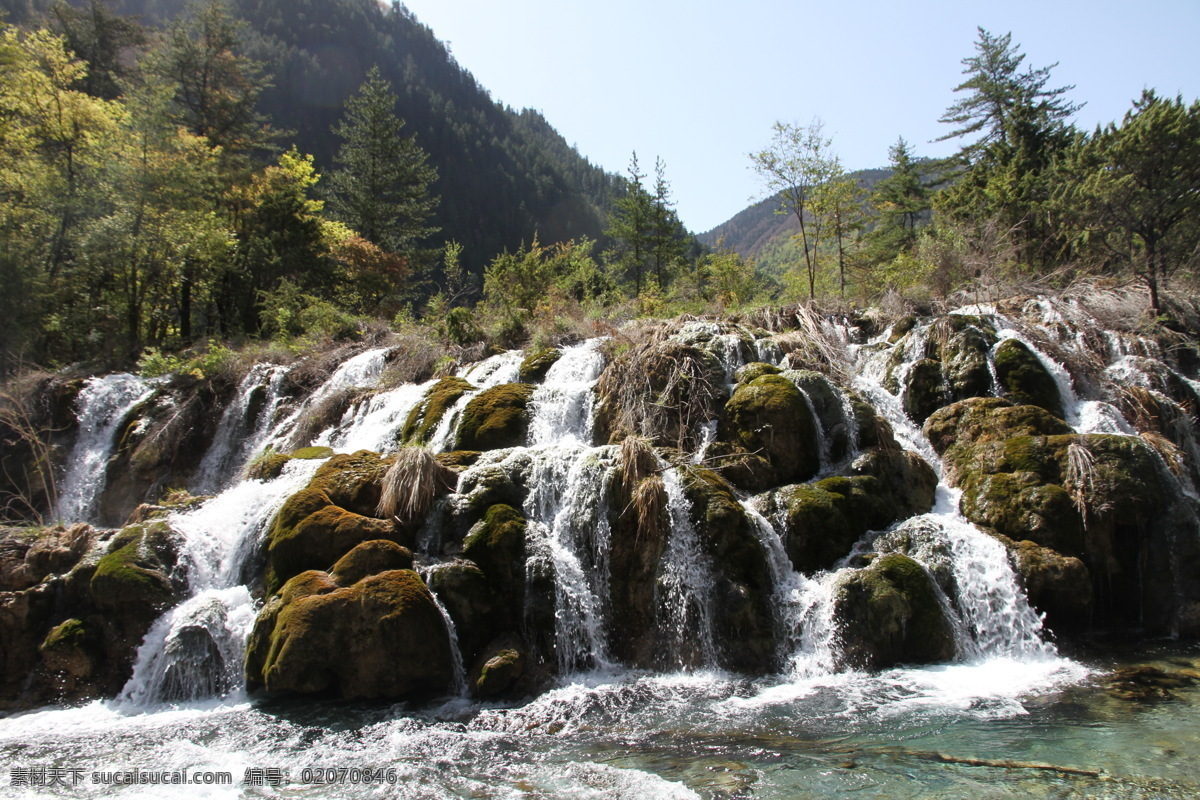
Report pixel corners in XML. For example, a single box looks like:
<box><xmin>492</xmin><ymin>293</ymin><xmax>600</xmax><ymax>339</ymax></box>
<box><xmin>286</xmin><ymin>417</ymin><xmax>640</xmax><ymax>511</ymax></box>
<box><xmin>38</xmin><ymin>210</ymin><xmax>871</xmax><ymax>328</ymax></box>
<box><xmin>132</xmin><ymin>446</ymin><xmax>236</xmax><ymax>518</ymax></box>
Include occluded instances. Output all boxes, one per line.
<box><xmin>193</xmin><ymin>364</ymin><xmax>288</xmax><ymax>493</ymax></box>
<box><xmin>658</xmin><ymin>468</ymin><xmax>718</xmax><ymax>669</ymax></box>
<box><xmin>55</xmin><ymin>374</ymin><xmax>157</xmax><ymax>524</ymax></box>
<box><xmin>120</xmin><ymin>458</ymin><xmax>325</xmax><ymax>706</ymax></box>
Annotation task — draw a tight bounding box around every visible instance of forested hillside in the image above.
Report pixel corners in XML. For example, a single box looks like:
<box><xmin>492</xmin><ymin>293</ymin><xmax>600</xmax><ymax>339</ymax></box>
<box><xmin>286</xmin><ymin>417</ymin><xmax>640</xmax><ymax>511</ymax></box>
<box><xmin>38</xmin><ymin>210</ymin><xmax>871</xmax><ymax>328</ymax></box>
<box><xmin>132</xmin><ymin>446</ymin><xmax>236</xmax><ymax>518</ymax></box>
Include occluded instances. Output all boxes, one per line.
<box><xmin>5</xmin><ymin>0</ymin><xmax>618</xmax><ymax>272</ymax></box>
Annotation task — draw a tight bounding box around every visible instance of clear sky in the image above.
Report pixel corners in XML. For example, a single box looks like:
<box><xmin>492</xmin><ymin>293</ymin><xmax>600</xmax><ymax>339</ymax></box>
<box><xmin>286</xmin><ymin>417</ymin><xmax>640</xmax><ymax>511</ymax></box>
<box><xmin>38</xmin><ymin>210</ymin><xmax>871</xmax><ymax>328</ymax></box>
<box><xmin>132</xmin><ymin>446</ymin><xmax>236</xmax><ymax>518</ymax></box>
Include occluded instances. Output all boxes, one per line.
<box><xmin>398</xmin><ymin>0</ymin><xmax>1200</xmax><ymax>234</ymax></box>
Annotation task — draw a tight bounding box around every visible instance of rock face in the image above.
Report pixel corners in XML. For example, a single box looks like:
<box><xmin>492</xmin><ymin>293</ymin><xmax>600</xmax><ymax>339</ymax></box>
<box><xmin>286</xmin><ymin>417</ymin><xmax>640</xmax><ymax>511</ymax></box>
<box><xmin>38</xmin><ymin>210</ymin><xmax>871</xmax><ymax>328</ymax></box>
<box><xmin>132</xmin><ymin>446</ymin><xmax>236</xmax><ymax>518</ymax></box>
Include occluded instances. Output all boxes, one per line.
<box><xmin>926</xmin><ymin>396</ymin><xmax>1200</xmax><ymax>637</ymax></box>
<box><xmin>0</xmin><ymin>520</ymin><xmax>185</xmax><ymax>709</ymax></box>
<box><xmin>245</xmin><ymin>553</ymin><xmax>452</xmax><ymax>699</ymax></box>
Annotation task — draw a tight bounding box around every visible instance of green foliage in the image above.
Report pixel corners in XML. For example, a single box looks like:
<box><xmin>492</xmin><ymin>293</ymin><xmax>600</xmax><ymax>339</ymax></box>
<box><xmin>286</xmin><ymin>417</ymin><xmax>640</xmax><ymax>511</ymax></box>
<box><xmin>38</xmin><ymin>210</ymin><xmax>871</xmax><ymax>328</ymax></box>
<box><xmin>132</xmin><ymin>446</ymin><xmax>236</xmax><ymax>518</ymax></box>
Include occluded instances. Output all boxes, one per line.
<box><xmin>136</xmin><ymin>341</ymin><xmax>235</xmax><ymax>379</ymax></box>
<box><xmin>865</xmin><ymin>137</ymin><xmax>930</xmax><ymax>265</ymax></box>
<box><xmin>328</xmin><ymin>65</ymin><xmax>438</xmax><ymax>257</ymax></box>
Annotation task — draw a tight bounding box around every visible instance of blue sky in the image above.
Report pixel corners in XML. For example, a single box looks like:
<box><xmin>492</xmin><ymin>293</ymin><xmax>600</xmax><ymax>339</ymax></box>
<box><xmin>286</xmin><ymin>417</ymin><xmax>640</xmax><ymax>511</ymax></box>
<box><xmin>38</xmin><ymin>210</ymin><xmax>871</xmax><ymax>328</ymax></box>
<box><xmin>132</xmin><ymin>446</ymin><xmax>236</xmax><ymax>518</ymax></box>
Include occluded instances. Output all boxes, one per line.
<box><xmin>399</xmin><ymin>0</ymin><xmax>1200</xmax><ymax>233</ymax></box>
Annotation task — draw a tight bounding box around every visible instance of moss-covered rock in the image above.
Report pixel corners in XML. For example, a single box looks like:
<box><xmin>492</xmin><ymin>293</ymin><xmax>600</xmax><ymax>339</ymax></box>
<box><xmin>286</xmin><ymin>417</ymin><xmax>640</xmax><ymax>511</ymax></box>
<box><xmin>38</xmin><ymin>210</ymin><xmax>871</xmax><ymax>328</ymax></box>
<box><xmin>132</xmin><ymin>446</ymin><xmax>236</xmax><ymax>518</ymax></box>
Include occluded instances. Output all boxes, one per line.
<box><xmin>993</xmin><ymin>339</ymin><xmax>1065</xmax><ymax>419</ymax></box>
<box><xmin>679</xmin><ymin>467</ymin><xmax>776</xmax><ymax>673</ymax></box>
<box><xmin>402</xmin><ymin>377</ymin><xmax>474</xmax><ymax>444</ymax></box>
<box><xmin>245</xmin><ymin>451</ymin><xmax>292</xmax><ymax>481</ymax></box>
<box><xmin>925</xmin><ymin>397</ymin><xmax>1072</xmax><ymax>461</ymax></box>
<box><xmin>265</xmin><ymin>504</ymin><xmax>397</xmax><ymax>595</ymax></box>
<box><xmin>455</xmin><ymin>383</ymin><xmax>535</xmax><ymax>451</ymax></box>
<box><xmin>474</xmin><ymin>646</ymin><xmax>523</xmax><ymax>698</ymax></box>
<box><xmin>519</xmin><ymin>347</ymin><xmax>563</xmax><ymax>383</ymax></box>
<box><xmin>308</xmin><ymin>450</ymin><xmax>391</xmax><ymax>517</ymax></box>
<box><xmin>959</xmin><ymin>470</ymin><xmax>1085</xmax><ymax>556</ymax></box>
<box><xmin>942</xmin><ymin>325</ymin><xmax>996</xmax><ymax>401</ymax></box>
<box><xmin>462</xmin><ymin>504</ymin><xmax>526</xmax><ymax>615</ymax></box>
<box><xmin>245</xmin><ymin>568</ymin><xmax>452</xmax><ymax>699</ymax></box>
<box><xmin>90</xmin><ymin>521</ymin><xmax>180</xmax><ymax>612</ymax></box>
<box><xmin>902</xmin><ymin>358</ymin><xmax>948</xmax><ymax>424</ymax></box>
<box><xmin>719</xmin><ymin>375</ymin><xmax>820</xmax><ymax>490</ymax></box>
<box><xmin>329</xmin><ymin>540</ymin><xmax>413</xmax><ymax>586</ymax></box>
<box><xmin>992</xmin><ymin>534</ymin><xmax>1092</xmax><ymax>633</ymax></box>
<box><xmin>39</xmin><ymin>618</ymin><xmax>98</xmax><ymax>680</ymax></box>
<box><xmin>427</xmin><ymin>559</ymin><xmax>498</xmax><ymax>664</ymax></box>
<box><xmin>734</xmin><ymin>362</ymin><xmax>782</xmax><ymax>385</ymax></box>
<box><xmin>834</xmin><ymin>553</ymin><xmax>956</xmax><ymax>670</ymax></box>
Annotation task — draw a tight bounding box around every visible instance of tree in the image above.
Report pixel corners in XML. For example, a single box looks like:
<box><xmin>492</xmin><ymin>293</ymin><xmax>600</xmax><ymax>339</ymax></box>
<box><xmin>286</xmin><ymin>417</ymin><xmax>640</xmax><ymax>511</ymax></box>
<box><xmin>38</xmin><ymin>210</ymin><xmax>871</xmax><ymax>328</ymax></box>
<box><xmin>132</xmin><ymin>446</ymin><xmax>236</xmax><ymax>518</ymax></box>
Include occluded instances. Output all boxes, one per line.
<box><xmin>811</xmin><ymin>166</ymin><xmax>864</xmax><ymax>298</ymax></box>
<box><xmin>937</xmin><ymin>28</ymin><xmax>1080</xmax><ymax>161</ymax></box>
<box><xmin>936</xmin><ymin>29</ymin><xmax>1080</xmax><ymax>269</ymax></box>
<box><xmin>50</xmin><ymin>0</ymin><xmax>146</xmax><ymax>101</ymax></box>
<box><xmin>750</xmin><ymin>118</ymin><xmax>838</xmax><ymax>299</ymax></box>
<box><xmin>327</xmin><ymin>65</ymin><xmax>439</xmax><ymax>258</ymax></box>
<box><xmin>1066</xmin><ymin>90</ymin><xmax>1200</xmax><ymax>313</ymax></box>
<box><xmin>148</xmin><ymin>0</ymin><xmax>274</xmax><ymax>161</ymax></box>
<box><xmin>648</xmin><ymin>156</ymin><xmax>687</xmax><ymax>288</ymax></box>
<box><xmin>866</xmin><ymin>137</ymin><xmax>930</xmax><ymax>264</ymax></box>
<box><xmin>605</xmin><ymin>151</ymin><xmax>654</xmax><ymax>296</ymax></box>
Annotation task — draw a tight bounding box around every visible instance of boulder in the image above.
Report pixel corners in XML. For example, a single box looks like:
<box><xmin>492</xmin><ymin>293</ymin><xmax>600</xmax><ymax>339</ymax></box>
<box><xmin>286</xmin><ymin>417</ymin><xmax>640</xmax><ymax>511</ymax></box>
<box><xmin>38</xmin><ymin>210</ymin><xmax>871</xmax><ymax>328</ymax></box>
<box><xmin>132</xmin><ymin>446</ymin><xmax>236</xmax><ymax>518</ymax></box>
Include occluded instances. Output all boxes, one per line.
<box><xmin>518</xmin><ymin>347</ymin><xmax>563</xmax><ymax>383</ymax></box>
<box><xmin>902</xmin><ymin>358</ymin><xmax>947</xmax><ymax>424</ymax></box>
<box><xmin>993</xmin><ymin>339</ymin><xmax>1065</xmax><ymax>420</ymax></box>
<box><xmin>455</xmin><ymin>383</ymin><xmax>536</xmax><ymax>451</ymax></box>
<box><xmin>265</xmin><ymin>503</ymin><xmax>397</xmax><ymax>595</ymax></box>
<box><xmin>718</xmin><ymin>375</ymin><xmax>820</xmax><ymax>490</ymax></box>
<box><xmin>834</xmin><ymin>553</ymin><xmax>956</xmax><ymax>670</ymax></box>
<box><xmin>245</xmin><ymin>568</ymin><xmax>452</xmax><ymax>700</ymax></box>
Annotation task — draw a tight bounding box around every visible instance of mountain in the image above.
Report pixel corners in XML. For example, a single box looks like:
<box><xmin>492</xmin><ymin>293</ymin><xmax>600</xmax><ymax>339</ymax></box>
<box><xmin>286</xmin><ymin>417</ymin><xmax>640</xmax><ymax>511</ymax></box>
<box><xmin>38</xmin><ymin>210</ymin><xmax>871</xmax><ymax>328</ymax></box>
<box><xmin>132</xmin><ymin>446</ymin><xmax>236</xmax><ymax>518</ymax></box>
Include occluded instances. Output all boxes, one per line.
<box><xmin>7</xmin><ymin>0</ymin><xmax>620</xmax><ymax>275</ymax></box>
<box><xmin>698</xmin><ymin>168</ymin><xmax>891</xmax><ymax>260</ymax></box>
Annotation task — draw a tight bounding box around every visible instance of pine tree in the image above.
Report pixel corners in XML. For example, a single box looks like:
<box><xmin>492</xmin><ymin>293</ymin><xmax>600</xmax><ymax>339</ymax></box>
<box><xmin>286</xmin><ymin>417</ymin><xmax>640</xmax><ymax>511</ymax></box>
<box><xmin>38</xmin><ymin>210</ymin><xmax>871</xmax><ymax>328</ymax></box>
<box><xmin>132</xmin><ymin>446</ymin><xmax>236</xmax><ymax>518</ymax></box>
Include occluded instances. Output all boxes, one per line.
<box><xmin>606</xmin><ymin>152</ymin><xmax>655</xmax><ymax>295</ymax></box>
<box><xmin>328</xmin><ymin>66</ymin><xmax>439</xmax><ymax>258</ymax></box>
<box><xmin>866</xmin><ymin>137</ymin><xmax>929</xmax><ymax>264</ymax></box>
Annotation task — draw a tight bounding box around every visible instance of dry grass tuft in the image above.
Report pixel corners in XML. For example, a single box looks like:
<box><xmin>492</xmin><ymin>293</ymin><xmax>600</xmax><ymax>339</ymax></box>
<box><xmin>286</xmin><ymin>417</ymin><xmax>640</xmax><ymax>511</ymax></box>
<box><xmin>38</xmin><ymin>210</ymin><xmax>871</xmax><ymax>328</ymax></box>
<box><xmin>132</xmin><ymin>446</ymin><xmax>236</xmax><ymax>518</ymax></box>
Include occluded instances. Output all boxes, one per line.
<box><xmin>1065</xmin><ymin>440</ymin><xmax>1097</xmax><ymax>519</ymax></box>
<box><xmin>1140</xmin><ymin>431</ymin><xmax>1185</xmax><ymax>477</ymax></box>
<box><xmin>631</xmin><ymin>473</ymin><xmax>667</xmax><ymax>544</ymax></box>
<box><xmin>1117</xmin><ymin>386</ymin><xmax>1163</xmax><ymax>434</ymax></box>
<box><xmin>376</xmin><ymin>446</ymin><xmax>458</xmax><ymax>524</ymax></box>
<box><xmin>618</xmin><ymin>435</ymin><xmax>658</xmax><ymax>491</ymax></box>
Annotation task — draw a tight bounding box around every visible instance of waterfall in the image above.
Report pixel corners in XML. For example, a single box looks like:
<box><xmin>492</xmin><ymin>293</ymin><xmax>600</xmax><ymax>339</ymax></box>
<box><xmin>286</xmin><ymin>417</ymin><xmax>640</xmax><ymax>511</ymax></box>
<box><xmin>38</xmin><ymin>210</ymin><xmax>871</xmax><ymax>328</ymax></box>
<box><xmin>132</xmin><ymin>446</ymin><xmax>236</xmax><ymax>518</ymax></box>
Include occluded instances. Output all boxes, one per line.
<box><xmin>421</xmin><ymin>563</ymin><xmax>469</xmax><ymax>695</ymax></box>
<box><xmin>527</xmin><ymin>339</ymin><xmax>606</xmax><ymax>447</ymax></box>
<box><xmin>120</xmin><ymin>458</ymin><xmax>325</xmax><ymax>706</ymax></box>
<box><xmin>320</xmin><ymin>380</ymin><xmax>433</xmax><ymax>454</ymax></box>
<box><xmin>658</xmin><ymin>469</ymin><xmax>717</xmax><ymax>669</ymax></box>
<box><xmin>56</xmin><ymin>373</ymin><xmax>157</xmax><ymax>524</ymax></box>
<box><xmin>193</xmin><ymin>364</ymin><xmax>288</xmax><ymax>493</ymax></box>
<box><xmin>424</xmin><ymin>350</ymin><xmax>526</xmax><ymax>452</ymax></box>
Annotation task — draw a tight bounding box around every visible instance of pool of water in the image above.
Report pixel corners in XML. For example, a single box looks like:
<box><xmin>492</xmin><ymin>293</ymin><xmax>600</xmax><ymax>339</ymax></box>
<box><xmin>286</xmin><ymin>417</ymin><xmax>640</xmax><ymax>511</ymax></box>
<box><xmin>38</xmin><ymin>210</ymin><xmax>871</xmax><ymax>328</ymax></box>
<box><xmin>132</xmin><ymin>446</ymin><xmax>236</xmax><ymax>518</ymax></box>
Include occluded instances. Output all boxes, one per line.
<box><xmin>2</xmin><ymin>646</ymin><xmax>1198</xmax><ymax>799</ymax></box>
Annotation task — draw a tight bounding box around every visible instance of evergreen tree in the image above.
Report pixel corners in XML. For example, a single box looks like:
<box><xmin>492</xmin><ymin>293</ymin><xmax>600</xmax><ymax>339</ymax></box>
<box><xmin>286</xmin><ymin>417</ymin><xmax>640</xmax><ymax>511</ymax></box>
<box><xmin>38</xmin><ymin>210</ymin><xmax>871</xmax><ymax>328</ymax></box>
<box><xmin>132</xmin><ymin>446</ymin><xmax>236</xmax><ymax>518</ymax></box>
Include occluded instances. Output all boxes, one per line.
<box><xmin>648</xmin><ymin>156</ymin><xmax>687</xmax><ymax>288</ymax></box>
<box><xmin>327</xmin><ymin>65</ymin><xmax>439</xmax><ymax>258</ymax></box>
<box><xmin>866</xmin><ymin>137</ymin><xmax>929</xmax><ymax>264</ymax></box>
<box><xmin>605</xmin><ymin>152</ymin><xmax>654</xmax><ymax>295</ymax></box>
<box><xmin>1065</xmin><ymin>90</ymin><xmax>1200</xmax><ymax>312</ymax></box>
<box><xmin>50</xmin><ymin>0</ymin><xmax>146</xmax><ymax>101</ymax></box>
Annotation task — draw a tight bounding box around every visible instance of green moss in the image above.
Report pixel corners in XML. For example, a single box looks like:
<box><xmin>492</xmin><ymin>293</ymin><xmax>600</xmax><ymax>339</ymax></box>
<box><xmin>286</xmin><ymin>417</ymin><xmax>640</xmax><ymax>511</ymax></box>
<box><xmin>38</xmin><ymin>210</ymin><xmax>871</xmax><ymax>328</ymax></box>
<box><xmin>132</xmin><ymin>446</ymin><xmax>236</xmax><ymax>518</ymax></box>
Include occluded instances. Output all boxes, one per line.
<box><xmin>290</xmin><ymin>446</ymin><xmax>335</xmax><ymax>460</ymax></box>
<box><xmin>993</xmin><ymin>339</ymin><xmax>1065</xmax><ymax>419</ymax></box>
<box><xmin>925</xmin><ymin>397</ymin><xmax>1072</xmax><ymax>459</ymax></box>
<box><xmin>436</xmin><ymin>450</ymin><xmax>482</xmax><ymax>470</ymax></box>
<box><xmin>41</xmin><ymin>618</ymin><xmax>89</xmax><ymax>650</ymax></box>
<box><xmin>720</xmin><ymin>374</ymin><xmax>820</xmax><ymax>488</ymax></box>
<box><xmin>455</xmin><ymin>383</ymin><xmax>535</xmax><ymax>451</ymax></box>
<box><xmin>734</xmin><ymin>362</ymin><xmax>781</xmax><ymax>385</ymax></box>
<box><xmin>474</xmin><ymin>648</ymin><xmax>523</xmax><ymax>698</ymax></box>
<box><xmin>518</xmin><ymin>347</ymin><xmax>562</xmax><ymax>383</ymax></box>
<box><xmin>402</xmin><ymin>377</ymin><xmax>474</xmax><ymax>443</ymax></box>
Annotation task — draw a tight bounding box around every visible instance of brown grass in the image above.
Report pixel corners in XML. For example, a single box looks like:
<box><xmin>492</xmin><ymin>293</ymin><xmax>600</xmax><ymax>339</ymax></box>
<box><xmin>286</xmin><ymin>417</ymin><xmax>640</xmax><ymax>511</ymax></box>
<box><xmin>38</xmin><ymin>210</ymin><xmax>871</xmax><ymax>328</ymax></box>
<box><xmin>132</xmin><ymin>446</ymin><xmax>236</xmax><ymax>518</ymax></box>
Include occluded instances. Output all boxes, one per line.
<box><xmin>1140</xmin><ymin>431</ymin><xmax>1185</xmax><ymax>477</ymax></box>
<box><xmin>1065</xmin><ymin>440</ymin><xmax>1097</xmax><ymax>519</ymax></box>
<box><xmin>618</xmin><ymin>435</ymin><xmax>658</xmax><ymax>491</ymax></box>
<box><xmin>631</xmin><ymin>473</ymin><xmax>666</xmax><ymax>544</ymax></box>
<box><xmin>376</xmin><ymin>446</ymin><xmax>458</xmax><ymax>524</ymax></box>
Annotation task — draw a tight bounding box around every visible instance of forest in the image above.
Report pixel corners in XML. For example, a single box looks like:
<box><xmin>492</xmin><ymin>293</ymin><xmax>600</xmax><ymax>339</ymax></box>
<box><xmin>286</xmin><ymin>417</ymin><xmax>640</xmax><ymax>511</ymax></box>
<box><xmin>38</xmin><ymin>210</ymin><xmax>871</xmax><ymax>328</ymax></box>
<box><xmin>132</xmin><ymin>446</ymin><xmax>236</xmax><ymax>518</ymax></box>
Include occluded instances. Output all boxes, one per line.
<box><xmin>0</xmin><ymin>1</ymin><xmax>1196</xmax><ymax>378</ymax></box>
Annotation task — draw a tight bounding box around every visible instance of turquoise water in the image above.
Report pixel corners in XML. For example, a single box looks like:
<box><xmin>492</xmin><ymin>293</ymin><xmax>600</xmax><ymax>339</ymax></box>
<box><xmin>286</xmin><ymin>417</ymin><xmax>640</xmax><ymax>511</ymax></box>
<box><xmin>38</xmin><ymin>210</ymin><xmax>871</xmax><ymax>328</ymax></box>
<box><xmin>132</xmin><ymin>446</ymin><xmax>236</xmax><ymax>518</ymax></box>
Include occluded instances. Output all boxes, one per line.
<box><xmin>3</xmin><ymin>646</ymin><xmax>1197</xmax><ymax>799</ymax></box>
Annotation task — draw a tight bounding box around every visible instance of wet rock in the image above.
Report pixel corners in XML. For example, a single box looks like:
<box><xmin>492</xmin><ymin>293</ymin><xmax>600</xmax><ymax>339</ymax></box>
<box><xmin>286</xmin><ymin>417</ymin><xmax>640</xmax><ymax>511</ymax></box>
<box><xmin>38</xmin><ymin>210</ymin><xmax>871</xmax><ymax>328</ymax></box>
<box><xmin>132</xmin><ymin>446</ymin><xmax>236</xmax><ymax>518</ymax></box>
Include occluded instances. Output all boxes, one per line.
<box><xmin>680</xmin><ymin>467</ymin><xmax>776</xmax><ymax>674</ymax></box>
<box><xmin>308</xmin><ymin>450</ymin><xmax>391</xmax><ymax>517</ymax></box>
<box><xmin>993</xmin><ymin>534</ymin><xmax>1093</xmax><ymax>633</ymax></box>
<box><xmin>462</xmin><ymin>504</ymin><xmax>526</xmax><ymax>625</ymax></box>
<box><xmin>402</xmin><ymin>377</ymin><xmax>474</xmax><ymax>443</ymax></box>
<box><xmin>518</xmin><ymin>347</ymin><xmax>563</xmax><ymax>383</ymax></box>
<box><xmin>427</xmin><ymin>559</ymin><xmax>499</xmax><ymax>665</ymax></box>
<box><xmin>472</xmin><ymin>641</ymin><xmax>525</xmax><ymax>699</ymax></box>
<box><xmin>734</xmin><ymin>362</ymin><xmax>781</xmax><ymax>385</ymax></box>
<box><xmin>902</xmin><ymin>358</ymin><xmax>947</xmax><ymax>424</ymax></box>
<box><xmin>786</xmin><ymin>370</ymin><xmax>853</xmax><ymax>463</ymax></box>
<box><xmin>245</xmin><ymin>450</ymin><xmax>291</xmax><ymax>481</ymax></box>
<box><xmin>90</xmin><ymin>521</ymin><xmax>182</xmax><ymax>613</ymax></box>
<box><xmin>455</xmin><ymin>383</ymin><xmax>536</xmax><ymax>451</ymax></box>
<box><xmin>834</xmin><ymin>553</ymin><xmax>956</xmax><ymax>670</ymax></box>
<box><xmin>993</xmin><ymin>339</ymin><xmax>1065</xmax><ymax>420</ymax></box>
<box><xmin>719</xmin><ymin>375</ymin><xmax>820</xmax><ymax>490</ymax></box>
<box><xmin>1103</xmin><ymin>665</ymin><xmax>1197</xmax><ymax>702</ymax></box>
